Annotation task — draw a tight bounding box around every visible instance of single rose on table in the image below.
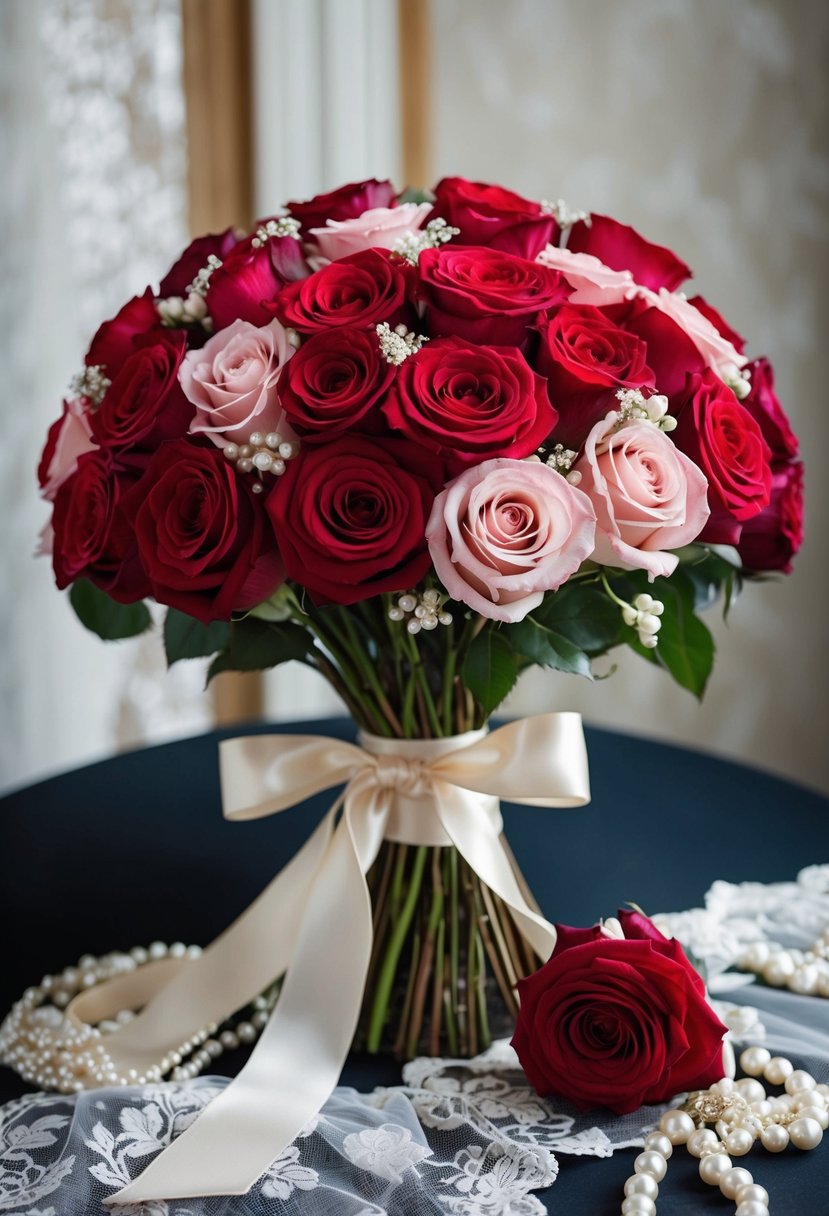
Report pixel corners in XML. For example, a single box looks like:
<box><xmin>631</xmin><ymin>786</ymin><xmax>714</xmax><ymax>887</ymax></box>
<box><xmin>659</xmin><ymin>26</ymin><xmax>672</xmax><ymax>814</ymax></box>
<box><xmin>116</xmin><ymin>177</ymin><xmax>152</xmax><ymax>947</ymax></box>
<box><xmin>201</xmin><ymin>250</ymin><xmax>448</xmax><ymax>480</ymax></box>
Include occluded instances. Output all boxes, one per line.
<box><xmin>511</xmin><ymin>909</ymin><xmax>727</xmax><ymax>1114</ymax></box>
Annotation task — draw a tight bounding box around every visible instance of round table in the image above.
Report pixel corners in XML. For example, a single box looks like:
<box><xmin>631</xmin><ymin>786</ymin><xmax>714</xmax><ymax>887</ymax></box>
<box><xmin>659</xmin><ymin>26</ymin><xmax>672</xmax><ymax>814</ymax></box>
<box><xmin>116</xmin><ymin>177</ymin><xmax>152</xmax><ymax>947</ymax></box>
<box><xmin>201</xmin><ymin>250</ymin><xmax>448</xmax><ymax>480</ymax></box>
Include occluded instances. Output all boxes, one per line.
<box><xmin>1</xmin><ymin>719</ymin><xmax>826</xmax><ymax>1214</ymax></box>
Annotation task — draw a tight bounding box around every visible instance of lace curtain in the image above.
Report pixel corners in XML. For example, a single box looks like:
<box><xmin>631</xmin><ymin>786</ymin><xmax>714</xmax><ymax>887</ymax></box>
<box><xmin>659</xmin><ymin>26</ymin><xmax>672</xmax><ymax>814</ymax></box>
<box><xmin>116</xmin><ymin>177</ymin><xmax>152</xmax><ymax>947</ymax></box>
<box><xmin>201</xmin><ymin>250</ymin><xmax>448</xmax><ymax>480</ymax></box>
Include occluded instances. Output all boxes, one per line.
<box><xmin>0</xmin><ymin>0</ymin><xmax>209</xmax><ymax>795</ymax></box>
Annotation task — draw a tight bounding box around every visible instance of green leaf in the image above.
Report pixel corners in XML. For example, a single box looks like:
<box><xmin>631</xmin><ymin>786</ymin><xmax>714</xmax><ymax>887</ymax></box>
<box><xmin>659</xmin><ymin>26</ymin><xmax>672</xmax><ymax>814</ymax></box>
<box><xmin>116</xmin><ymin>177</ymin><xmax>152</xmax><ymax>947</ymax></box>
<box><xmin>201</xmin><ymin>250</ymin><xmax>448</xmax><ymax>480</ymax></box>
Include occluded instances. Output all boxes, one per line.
<box><xmin>532</xmin><ymin>583</ymin><xmax>623</xmax><ymax>656</ymax></box>
<box><xmin>397</xmin><ymin>187</ymin><xmax>433</xmax><ymax>205</ymax></box>
<box><xmin>69</xmin><ymin>579</ymin><xmax>152</xmax><ymax>641</ymax></box>
<box><xmin>206</xmin><ymin>617</ymin><xmax>311</xmax><ymax>685</ymax></box>
<box><xmin>461</xmin><ymin>630</ymin><xmax>520</xmax><ymax>715</ymax></box>
<box><xmin>509</xmin><ymin>615</ymin><xmax>592</xmax><ymax>678</ymax></box>
<box><xmin>163</xmin><ymin>609</ymin><xmax>230</xmax><ymax>666</ymax></box>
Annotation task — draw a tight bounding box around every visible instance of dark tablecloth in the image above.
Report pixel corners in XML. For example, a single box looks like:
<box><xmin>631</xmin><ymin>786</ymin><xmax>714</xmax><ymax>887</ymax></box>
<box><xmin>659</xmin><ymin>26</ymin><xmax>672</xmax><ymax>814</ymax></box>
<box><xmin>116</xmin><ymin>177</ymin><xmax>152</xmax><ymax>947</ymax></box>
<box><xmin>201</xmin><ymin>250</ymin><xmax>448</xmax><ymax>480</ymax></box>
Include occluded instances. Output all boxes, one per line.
<box><xmin>2</xmin><ymin>719</ymin><xmax>827</xmax><ymax>1214</ymax></box>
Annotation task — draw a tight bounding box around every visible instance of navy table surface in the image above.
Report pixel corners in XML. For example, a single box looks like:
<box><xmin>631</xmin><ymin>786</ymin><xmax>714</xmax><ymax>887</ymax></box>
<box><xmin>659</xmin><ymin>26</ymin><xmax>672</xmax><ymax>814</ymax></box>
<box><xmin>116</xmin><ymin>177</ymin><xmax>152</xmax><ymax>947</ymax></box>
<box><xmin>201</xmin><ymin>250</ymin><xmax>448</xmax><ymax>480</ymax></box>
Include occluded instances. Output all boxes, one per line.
<box><xmin>1</xmin><ymin>718</ymin><xmax>827</xmax><ymax>1215</ymax></box>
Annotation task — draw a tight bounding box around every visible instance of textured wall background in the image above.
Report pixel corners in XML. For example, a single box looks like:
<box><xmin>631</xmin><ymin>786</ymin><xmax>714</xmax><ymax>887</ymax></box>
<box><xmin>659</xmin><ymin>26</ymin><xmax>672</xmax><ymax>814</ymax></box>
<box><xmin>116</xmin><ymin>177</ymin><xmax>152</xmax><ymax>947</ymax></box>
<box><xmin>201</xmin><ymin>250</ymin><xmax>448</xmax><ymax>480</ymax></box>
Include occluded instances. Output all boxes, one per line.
<box><xmin>428</xmin><ymin>0</ymin><xmax>829</xmax><ymax>792</ymax></box>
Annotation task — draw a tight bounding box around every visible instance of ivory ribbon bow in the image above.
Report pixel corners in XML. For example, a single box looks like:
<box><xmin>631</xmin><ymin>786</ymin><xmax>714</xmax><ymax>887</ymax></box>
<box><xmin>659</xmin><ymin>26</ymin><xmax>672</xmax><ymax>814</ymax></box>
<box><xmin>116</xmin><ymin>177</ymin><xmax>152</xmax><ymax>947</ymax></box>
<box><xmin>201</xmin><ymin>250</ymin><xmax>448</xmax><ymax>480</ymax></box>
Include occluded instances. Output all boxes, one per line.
<box><xmin>88</xmin><ymin>713</ymin><xmax>590</xmax><ymax>1203</ymax></box>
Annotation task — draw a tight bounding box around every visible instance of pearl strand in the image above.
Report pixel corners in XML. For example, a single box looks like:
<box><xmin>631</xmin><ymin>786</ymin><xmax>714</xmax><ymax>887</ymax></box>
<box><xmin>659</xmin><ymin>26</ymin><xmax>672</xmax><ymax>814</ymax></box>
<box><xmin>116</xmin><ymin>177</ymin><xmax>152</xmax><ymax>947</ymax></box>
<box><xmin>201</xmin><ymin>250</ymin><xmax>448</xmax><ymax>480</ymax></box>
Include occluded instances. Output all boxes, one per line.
<box><xmin>0</xmin><ymin>943</ymin><xmax>276</xmax><ymax>1094</ymax></box>
<box><xmin>736</xmin><ymin>926</ymin><xmax>829</xmax><ymax>998</ymax></box>
<box><xmin>619</xmin><ymin>1048</ymin><xmax>826</xmax><ymax>1214</ymax></box>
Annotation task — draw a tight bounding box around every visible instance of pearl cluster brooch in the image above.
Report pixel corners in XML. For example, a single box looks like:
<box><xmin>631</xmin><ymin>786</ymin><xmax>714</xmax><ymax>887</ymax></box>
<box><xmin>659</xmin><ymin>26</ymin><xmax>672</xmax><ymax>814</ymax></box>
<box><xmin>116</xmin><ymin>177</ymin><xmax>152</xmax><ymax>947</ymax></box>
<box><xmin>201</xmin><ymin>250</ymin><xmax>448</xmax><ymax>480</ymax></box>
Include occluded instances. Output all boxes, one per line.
<box><xmin>223</xmin><ymin>431</ymin><xmax>299</xmax><ymax>493</ymax></box>
<box><xmin>736</xmin><ymin>926</ymin><xmax>829</xmax><ymax>998</ymax></box>
<box><xmin>0</xmin><ymin>943</ymin><xmax>278</xmax><ymax>1093</ymax></box>
<box><xmin>619</xmin><ymin>1048</ymin><xmax>826</xmax><ymax>1215</ymax></box>
<box><xmin>388</xmin><ymin>589</ymin><xmax>452</xmax><ymax>634</ymax></box>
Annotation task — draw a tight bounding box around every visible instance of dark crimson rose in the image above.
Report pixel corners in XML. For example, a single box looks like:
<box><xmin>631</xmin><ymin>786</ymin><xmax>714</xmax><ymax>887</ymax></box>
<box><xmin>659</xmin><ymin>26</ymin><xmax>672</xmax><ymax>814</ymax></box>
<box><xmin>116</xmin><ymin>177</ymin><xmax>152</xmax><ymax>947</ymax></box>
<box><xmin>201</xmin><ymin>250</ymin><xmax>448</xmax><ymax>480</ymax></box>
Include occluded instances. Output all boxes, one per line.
<box><xmin>125</xmin><ymin>440</ymin><xmax>282</xmax><ymax>623</ymax></box>
<box><xmin>535</xmin><ymin>305</ymin><xmax>655</xmax><ymax>446</ymax></box>
<box><xmin>267</xmin><ymin>435</ymin><xmax>436</xmax><ymax>604</ymax></box>
<box><xmin>674</xmin><ymin>371</ymin><xmax>772</xmax><ymax>545</ymax></box>
<box><xmin>512</xmin><ymin>909</ymin><xmax>727</xmax><ymax>1114</ymax></box>
<box><xmin>286</xmin><ymin>178</ymin><xmax>396</xmax><ymax>234</ymax></box>
<box><xmin>568</xmin><ymin>214</ymin><xmax>690</xmax><ymax>292</ymax></box>
<box><xmin>383</xmin><ymin>337</ymin><xmax>557</xmax><ymax>466</ymax></box>
<box><xmin>278</xmin><ymin>326</ymin><xmax>396</xmax><ymax>437</ymax></box>
<box><xmin>741</xmin><ymin>358</ymin><xmax>799</xmax><ymax>461</ymax></box>
<box><xmin>429</xmin><ymin>177</ymin><xmax>556</xmax><ymax>260</ymax></box>
<box><xmin>158</xmin><ymin>228</ymin><xmax>240</xmax><ymax>298</ymax></box>
<box><xmin>207</xmin><ymin>235</ymin><xmax>308</xmax><ymax>330</ymax></box>
<box><xmin>687</xmin><ymin>295</ymin><xmax>746</xmax><ymax>355</ymax></box>
<box><xmin>270</xmin><ymin>249</ymin><xmax>411</xmax><ymax>334</ymax></box>
<box><xmin>86</xmin><ymin>289</ymin><xmax>163</xmax><ymax>377</ymax></box>
<box><xmin>419</xmin><ymin>245</ymin><xmax>571</xmax><ymax>346</ymax></box>
<box><xmin>738</xmin><ymin>459</ymin><xmax>804</xmax><ymax>574</ymax></box>
<box><xmin>617</xmin><ymin>300</ymin><xmax>707</xmax><ymax>404</ymax></box>
<box><xmin>51</xmin><ymin>450</ymin><xmax>149</xmax><ymax>602</ymax></box>
<box><xmin>90</xmin><ymin>331</ymin><xmax>191</xmax><ymax>454</ymax></box>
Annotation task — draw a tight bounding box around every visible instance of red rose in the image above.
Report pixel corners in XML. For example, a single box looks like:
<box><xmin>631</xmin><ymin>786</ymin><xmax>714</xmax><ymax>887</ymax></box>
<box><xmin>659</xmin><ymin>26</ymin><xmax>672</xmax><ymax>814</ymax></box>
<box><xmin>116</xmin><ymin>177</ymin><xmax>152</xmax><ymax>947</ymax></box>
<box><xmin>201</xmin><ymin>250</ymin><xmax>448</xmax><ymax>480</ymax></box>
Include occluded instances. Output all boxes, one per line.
<box><xmin>158</xmin><ymin>228</ymin><xmax>240</xmax><ymax>298</ymax></box>
<box><xmin>51</xmin><ymin>450</ymin><xmax>149</xmax><ymax>602</ymax></box>
<box><xmin>618</xmin><ymin>300</ymin><xmax>707</xmax><ymax>404</ymax></box>
<box><xmin>512</xmin><ymin>909</ymin><xmax>727</xmax><ymax>1114</ymax></box>
<box><xmin>286</xmin><ymin>178</ymin><xmax>396</xmax><ymax>234</ymax></box>
<box><xmin>741</xmin><ymin>357</ymin><xmax>799</xmax><ymax>461</ymax></box>
<box><xmin>207</xmin><ymin>235</ymin><xmax>308</xmax><ymax>330</ymax></box>
<box><xmin>568</xmin><ymin>214</ymin><xmax>690</xmax><ymax>292</ymax></box>
<box><xmin>429</xmin><ymin>176</ymin><xmax>556</xmax><ymax>259</ymax></box>
<box><xmin>267</xmin><ymin>436</ymin><xmax>436</xmax><ymax>604</ymax></box>
<box><xmin>125</xmin><ymin>440</ymin><xmax>282</xmax><ymax>623</ymax></box>
<box><xmin>674</xmin><ymin>371</ymin><xmax>772</xmax><ymax>545</ymax></box>
<box><xmin>383</xmin><ymin>337</ymin><xmax>557</xmax><ymax>466</ymax></box>
<box><xmin>535</xmin><ymin>305</ymin><xmax>655</xmax><ymax>446</ymax></box>
<box><xmin>687</xmin><ymin>295</ymin><xmax>746</xmax><ymax>355</ymax></box>
<box><xmin>90</xmin><ymin>331</ymin><xmax>191</xmax><ymax>454</ymax></box>
<box><xmin>271</xmin><ymin>249</ymin><xmax>411</xmax><ymax>335</ymax></box>
<box><xmin>86</xmin><ymin>289</ymin><xmax>163</xmax><ymax>377</ymax></box>
<box><xmin>738</xmin><ymin>459</ymin><xmax>804</xmax><ymax>574</ymax></box>
<box><xmin>419</xmin><ymin>245</ymin><xmax>571</xmax><ymax>346</ymax></box>
<box><xmin>278</xmin><ymin>326</ymin><xmax>396</xmax><ymax>437</ymax></box>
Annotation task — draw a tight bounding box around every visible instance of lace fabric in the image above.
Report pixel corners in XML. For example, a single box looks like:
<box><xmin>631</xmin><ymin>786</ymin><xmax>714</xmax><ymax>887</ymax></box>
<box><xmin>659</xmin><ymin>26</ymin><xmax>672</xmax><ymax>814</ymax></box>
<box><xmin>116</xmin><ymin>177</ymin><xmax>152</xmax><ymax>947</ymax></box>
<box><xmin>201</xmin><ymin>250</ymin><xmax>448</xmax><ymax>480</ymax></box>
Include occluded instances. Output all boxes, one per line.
<box><xmin>2</xmin><ymin>868</ymin><xmax>828</xmax><ymax>1216</ymax></box>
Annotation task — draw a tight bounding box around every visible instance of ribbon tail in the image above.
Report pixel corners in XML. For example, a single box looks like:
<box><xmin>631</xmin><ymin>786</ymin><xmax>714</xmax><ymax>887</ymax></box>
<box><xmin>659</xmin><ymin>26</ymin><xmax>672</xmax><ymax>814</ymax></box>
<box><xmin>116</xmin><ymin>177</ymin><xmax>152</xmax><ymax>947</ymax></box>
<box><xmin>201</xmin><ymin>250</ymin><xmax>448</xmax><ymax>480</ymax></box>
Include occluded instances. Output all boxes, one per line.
<box><xmin>437</xmin><ymin>787</ymin><xmax>558</xmax><ymax>961</ymax></box>
<box><xmin>109</xmin><ymin>803</ymin><xmax>376</xmax><ymax>1203</ymax></box>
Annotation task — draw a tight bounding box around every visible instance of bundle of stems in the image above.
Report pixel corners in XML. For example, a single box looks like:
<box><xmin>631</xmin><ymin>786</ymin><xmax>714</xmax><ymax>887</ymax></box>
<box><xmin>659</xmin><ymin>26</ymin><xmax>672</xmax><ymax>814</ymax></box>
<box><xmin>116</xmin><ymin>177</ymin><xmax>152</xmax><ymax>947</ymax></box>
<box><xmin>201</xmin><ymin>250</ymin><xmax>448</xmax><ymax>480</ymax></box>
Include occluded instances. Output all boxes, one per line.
<box><xmin>276</xmin><ymin>589</ymin><xmax>542</xmax><ymax>1058</ymax></box>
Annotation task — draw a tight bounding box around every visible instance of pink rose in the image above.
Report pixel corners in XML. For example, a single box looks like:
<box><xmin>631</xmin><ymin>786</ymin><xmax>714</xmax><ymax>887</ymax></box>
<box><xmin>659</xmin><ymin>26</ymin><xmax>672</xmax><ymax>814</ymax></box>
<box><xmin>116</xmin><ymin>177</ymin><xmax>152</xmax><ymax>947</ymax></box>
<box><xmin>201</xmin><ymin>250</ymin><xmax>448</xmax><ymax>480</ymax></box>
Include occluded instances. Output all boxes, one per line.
<box><xmin>575</xmin><ymin>417</ymin><xmax>710</xmax><ymax>578</ymax></box>
<box><xmin>536</xmin><ymin>245</ymin><xmax>637</xmax><ymax>306</ymax></box>
<box><xmin>38</xmin><ymin>397</ymin><xmax>98</xmax><ymax>502</ymax></box>
<box><xmin>641</xmin><ymin>287</ymin><xmax>747</xmax><ymax>379</ymax></box>
<box><xmin>308</xmin><ymin>202</ymin><xmax>432</xmax><ymax>261</ymax></box>
<box><xmin>426</xmin><ymin>458</ymin><xmax>596</xmax><ymax>622</ymax></box>
<box><xmin>179</xmin><ymin>318</ymin><xmax>295</xmax><ymax>447</ymax></box>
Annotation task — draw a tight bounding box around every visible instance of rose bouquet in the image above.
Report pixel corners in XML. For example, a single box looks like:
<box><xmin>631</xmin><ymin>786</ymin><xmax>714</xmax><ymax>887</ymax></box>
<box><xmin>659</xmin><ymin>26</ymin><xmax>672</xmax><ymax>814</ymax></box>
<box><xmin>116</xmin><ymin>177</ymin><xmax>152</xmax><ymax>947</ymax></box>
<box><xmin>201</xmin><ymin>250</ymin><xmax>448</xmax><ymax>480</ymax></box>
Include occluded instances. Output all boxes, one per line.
<box><xmin>39</xmin><ymin>176</ymin><xmax>803</xmax><ymax>1060</ymax></box>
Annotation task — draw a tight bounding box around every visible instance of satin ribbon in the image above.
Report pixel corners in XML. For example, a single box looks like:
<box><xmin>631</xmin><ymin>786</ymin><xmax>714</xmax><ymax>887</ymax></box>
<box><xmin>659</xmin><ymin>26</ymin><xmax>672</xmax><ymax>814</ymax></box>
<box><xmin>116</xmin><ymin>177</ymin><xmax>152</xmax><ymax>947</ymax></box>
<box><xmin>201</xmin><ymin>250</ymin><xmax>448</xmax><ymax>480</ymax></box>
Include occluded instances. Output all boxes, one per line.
<box><xmin>94</xmin><ymin>712</ymin><xmax>589</xmax><ymax>1204</ymax></box>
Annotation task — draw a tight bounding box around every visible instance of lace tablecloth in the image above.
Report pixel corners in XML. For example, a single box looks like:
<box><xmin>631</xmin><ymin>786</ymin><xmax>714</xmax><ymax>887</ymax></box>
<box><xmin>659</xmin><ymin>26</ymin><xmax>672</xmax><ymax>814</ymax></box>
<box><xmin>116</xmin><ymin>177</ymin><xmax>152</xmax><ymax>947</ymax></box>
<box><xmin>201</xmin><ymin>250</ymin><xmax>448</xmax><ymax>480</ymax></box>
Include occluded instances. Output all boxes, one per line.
<box><xmin>2</xmin><ymin>867</ymin><xmax>828</xmax><ymax>1216</ymax></box>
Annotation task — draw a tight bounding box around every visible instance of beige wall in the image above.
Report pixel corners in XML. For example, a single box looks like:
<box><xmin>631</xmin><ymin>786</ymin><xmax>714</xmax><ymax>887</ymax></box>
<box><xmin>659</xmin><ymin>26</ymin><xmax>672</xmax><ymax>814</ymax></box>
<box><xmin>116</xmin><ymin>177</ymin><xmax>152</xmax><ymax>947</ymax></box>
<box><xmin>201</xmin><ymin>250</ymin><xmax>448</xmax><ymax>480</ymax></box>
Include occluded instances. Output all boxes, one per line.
<box><xmin>431</xmin><ymin>0</ymin><xmax>829</xmax><ymax>792</ymax></box>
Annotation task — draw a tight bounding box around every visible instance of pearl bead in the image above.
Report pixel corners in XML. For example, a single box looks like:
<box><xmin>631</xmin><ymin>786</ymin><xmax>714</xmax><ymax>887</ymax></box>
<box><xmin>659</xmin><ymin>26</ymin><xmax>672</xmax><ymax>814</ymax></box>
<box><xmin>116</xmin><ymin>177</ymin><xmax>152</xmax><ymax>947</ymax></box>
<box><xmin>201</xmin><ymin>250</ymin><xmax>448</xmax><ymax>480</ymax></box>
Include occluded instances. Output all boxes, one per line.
<box><xmin>698</xmin><ymin>1153</ymin><xmax>732</xmax><ymax>1185</ymax></box>
<box><xmin>659</xmin><ymin>1109</ymin><xmax>695</xmax><ymax>1144</ymax></box>
<box><xmin>763</xmin><ymin>1056</ymin><xmax>793</xmax><ymax>1085</ymax></box>
<box><xmin>249</xmin><ymin>432</ymin><xmax>264</xmax><ymax>447</ymax></box>
<box><xmin>621</xmin><ymin>1197</ymin><xmax>656</xmax><ymax>1216</ymax></box>
<box><xmin>643</xmin><ymin>1132</ymin><xmax>673</xmax><ymax>1158</ymax></box>
<box><xmin>253</xmin><ymin>451</ymin><xmax>272</xmax><ymax>470</ymax></box>
<box><xmin>223</xmin><ymin>444</ymin><xmax>239</xmax><ymax>460</ymax></box>
<box><xmin>740</xmin><ymin>942</ymin><xmax>770</xmax><ymax>968</ymax></box>
<box><xmin>734</xmin><ymin>1203</ymin><xmax>770</xmax><ymax>1216</ymax></box>
<box><xmin>633</xmin><ymin>1151</ymin><xmax>667</xmax><ymax>1181</ymax></box>
<box><xmin>790</xmin><ymin>964</ymin><xmax>820</xmax><ymax>994</ymax></box>
<box><xmin>711</xmin><ymin>1077</ymin><xmax>735</xmax><ymax>1097</ymax></box>
<box><xmin>739</xmin><ymin>1046</ymin><xmax>771</xmax><ymax>1076</ymax></box>
<box><xmin>763</xmin><ymin>953</ymin><xmax>795</xmax><ymax>984</ymax></box>
<box><xmin>799</xmin><ymin>1105</ymin><xmax>829</xmax><ymax>1129</ymax></box>
<box><xmin>785</xmin><ymin>1069</ymin><xmax>816</xmax><ymax>1094</ymax></box>
<box><xmin>735</xmin><ymin>1183</ymin><xmax>769</xmax><ymax>1206</ymax></box>
<box><xmin>759</xmin><ymin>1123</ymin><xmax>789</xmax><ymax>1151</ymax></box>
<box><xmin>789</xmin><ymin>1116</ymin><xmax>823</xmax><ymax>1150</ymax></box>
<box><xmin>735</xmin><ymin>1077</ymin><xmax>765</xmax><ymax>1103</ymax></box>
<box><xmin>237</xmin><ymin>457</ymin><xmax>253</xmax><ymax>473</ymax></box>
<box><xmin>624</xmin><ymin>1173</ymin><xmax>658</xmax><ymax>1199</ymax></box>
<box><xmin>719</xmin><ymin>1166</ymin><xmax>754</xmax><ymax>1199</ymax></box>
<box><xmin>237</xmin><ymin>1021</ymin><xmax>256</xmax><ymax>1044</ymax></box>
<box><xmin>724</xmin><ymin>1128</ymin><xmax>754</xmax><ymax>1156</ymax></box>
<box><xmin>687</xmin><ymin>1128</ymin><xmax>719</xmax><ymax>1158</ymax></box>
<box><xmin>265</xmin><ymin>433</ymin><xmax>281</xmax><ymax>449</ymax></box>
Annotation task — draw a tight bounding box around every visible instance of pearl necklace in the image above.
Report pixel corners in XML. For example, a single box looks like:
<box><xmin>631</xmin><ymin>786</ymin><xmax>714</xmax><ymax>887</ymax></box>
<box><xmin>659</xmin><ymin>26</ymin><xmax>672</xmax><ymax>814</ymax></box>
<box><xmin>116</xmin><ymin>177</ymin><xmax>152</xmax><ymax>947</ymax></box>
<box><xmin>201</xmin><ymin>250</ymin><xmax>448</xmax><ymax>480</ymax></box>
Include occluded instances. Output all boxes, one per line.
<box><xmin>620</xmin><ymin>1048</ymin><xmax>827</xmax><ymax>1214</ymax></box>
<box><xmin>736</xmin><ymin>926</ymin><xmax>829</xmax><ymax>997</ymax></box>
<box><xmin>0</xmin><ymin>942</ymin><xmax>276</xmax><ymax>1093</ymax></box>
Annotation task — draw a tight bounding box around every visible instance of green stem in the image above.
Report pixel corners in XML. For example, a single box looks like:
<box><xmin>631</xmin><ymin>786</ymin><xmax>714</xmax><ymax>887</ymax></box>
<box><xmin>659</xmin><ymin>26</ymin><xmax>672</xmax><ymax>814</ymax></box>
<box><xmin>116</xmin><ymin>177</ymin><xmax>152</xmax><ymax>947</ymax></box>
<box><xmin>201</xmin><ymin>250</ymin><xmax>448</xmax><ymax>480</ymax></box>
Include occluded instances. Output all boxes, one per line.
<box><xmin>404</xmin><ymin>629</ymin><xmax>442</xmax><ymax>737</ymax></box>
<box><xmin>366</xmin><ymin>846</ymin><xmax>428</xmax><ymax>1051</ymax></box>
<box><xmin>335</xmin><ymin>607</ymin><xmax>403</xmax><ymax>736</ymax></box>
<box><xmin>441</xmin><ymin>621</ymin><xmax>457</xmax><ymax>736</ymax></box>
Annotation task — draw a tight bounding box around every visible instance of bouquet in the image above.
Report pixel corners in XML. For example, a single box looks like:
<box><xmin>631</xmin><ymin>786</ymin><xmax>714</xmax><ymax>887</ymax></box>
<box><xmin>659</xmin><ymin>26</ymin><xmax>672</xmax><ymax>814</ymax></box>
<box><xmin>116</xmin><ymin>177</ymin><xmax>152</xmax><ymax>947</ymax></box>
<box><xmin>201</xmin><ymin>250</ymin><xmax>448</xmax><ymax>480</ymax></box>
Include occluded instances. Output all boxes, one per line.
<box><xmin>38</xmin><ymin>175</ymin><xmax>803</xmax><ymax>1060</ymax></box>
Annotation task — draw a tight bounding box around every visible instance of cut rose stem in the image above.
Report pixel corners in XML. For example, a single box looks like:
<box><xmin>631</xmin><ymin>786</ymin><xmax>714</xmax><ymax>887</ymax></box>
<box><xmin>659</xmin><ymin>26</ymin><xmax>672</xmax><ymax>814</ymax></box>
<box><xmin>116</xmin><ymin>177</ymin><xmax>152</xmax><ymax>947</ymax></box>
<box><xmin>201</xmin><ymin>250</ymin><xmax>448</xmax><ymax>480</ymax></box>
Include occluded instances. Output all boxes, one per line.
<box><xmin>366</xmin><ymin>845</ymin><xmax>428</xmax><ymax>1051</ymax></box>
<box><xmin>475</xmin><ymin>882</ymin><xmax>519</xmax><ymax>1020</ymax></box>
<box><xmin>395</xmin><ymin>927</ymin><xmax>421</xmax><ymax>1057</ymax></box>
<box><xmin>430</xmin><ymin>917</ymin><xmax>446</xmax><ymax>1056</ymax></box>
